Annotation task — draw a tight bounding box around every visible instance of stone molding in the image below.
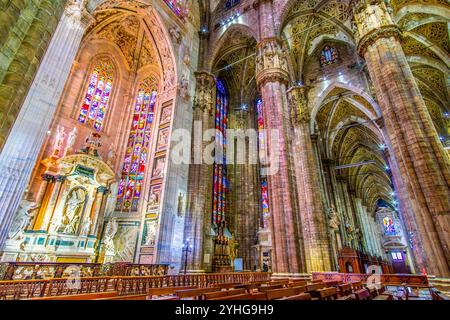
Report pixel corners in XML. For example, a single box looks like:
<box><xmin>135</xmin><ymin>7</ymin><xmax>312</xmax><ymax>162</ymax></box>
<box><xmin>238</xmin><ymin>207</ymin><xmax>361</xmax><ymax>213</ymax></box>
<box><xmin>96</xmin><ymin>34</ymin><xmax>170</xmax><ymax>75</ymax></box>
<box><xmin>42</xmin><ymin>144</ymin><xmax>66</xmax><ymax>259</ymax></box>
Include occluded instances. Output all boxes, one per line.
<box><xmin>256</xmin><ymin>37</ymin><xmax>289</xmax><ymax>88</ymax></box>
<box><xmin>357</xmin><ymin>25</ymin><xmax>402</xmax><ymax>56</ymax></box>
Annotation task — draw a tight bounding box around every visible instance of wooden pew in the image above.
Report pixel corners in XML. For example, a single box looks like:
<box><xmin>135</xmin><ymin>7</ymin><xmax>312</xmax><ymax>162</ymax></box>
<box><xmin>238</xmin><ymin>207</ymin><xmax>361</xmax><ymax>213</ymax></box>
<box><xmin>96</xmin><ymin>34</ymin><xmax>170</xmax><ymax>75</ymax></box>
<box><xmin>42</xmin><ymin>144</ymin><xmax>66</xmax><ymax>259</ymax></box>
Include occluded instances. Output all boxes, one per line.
<box><xmin>148</xmin><ymin>286</ymin><xmax>196</xmax><ymax>298</ymax></box>
<box><xmin>354</xmin><ymin>288</ymin><xmax>370</xmax><ymax>301</ymax></box>
<box><xmin>258</xmin><ymin>284</ymin><xmax>284</xmax><ymax>291</ymax></box>
<box><xmin>176</xmin><ymin>287</ymin><xmax>218</xmax><ymax>300</ymax></box>
<box><xmin>30</xmin><ymin>291</ymin><xmax>119</xmax><ymax>300</ymax></box>
<box><xmin>337</xmin><ymin>283</ymin><xmax>353</xmax><ymax>297</ymax></box>
<box><xmin>210</xmin><ymin>292</ymin><xmax>267</xmax><ymax>300</ymax></box>
<box><xmin>277</xmin><ymin>293</ymin><xmax>312</xmax><ymax>301</ymax></box>
<box><xmin>97</xmin><ymin>294</ymin><xmax>148</xmax><ymax>300</ymax></box>
<box><xmin>212</xmin><ymin>282</ymin><xmax>240</xmax><ymax>290</ymax></box>
<box><xmin>350</xmin><ymin>281</ymin><xmax>364</xmax><ymax>291</ymax></box>
<box><xmin>311</xmin><ymin>279</ymin><xmax>323</xmax><ymax>284</ymax></box>
<box><xmin>317</xmin><ymin>287</ymin><xmax>338</xmax><ymax>300</ymax></box>
<box><xmin>288</xmin><ymin>280</ymin><xmax>307</xmax><ymax>287</ymax></box>
<box><xmin>265</xmin><ymin>288</ymin><xmax>298</xmax><ymax>300</ymax></box>
<box><xmin>204</xmin><ymin>288</ymin><xmax>246</xmax><ymax>300</ymax></box>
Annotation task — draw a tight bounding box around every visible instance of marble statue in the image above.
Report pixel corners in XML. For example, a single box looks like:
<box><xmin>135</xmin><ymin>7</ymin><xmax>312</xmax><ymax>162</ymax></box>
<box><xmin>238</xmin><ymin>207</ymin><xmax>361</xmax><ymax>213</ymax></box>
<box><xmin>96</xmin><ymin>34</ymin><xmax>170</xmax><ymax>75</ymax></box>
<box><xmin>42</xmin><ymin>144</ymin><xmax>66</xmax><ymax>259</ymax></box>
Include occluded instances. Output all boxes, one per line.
<box><xmin>9</xmin><ymin>201</ymin><xmax>37</xmax><ymax>240</ymax></box>
<box><xmin>66</xmin><ymin>127</ymin><xmax>78</xmax><ymax>151</ymax></box>
<box><xmin>103</xmin><ymin>218</ymin><xmax>118</xmax><ymax>254</ymax></box>
<box><xmin>53</xmin><ymin>125</ymin><xmax>66</xmax><ymax>156</ymax></box>
<box><xmin>328</xmin><ymin>205</ymin><xmax>340</xmax><ymax>230</ymax></box>
<box><xmin>60</xmin><ymin>189</ymin><xmax>86</xmax><ymax>234</ymax></box>
<box><xmin>81</xmin><ymin>215</ymin><xmax>92</xmax><ymax>235</ymax></box>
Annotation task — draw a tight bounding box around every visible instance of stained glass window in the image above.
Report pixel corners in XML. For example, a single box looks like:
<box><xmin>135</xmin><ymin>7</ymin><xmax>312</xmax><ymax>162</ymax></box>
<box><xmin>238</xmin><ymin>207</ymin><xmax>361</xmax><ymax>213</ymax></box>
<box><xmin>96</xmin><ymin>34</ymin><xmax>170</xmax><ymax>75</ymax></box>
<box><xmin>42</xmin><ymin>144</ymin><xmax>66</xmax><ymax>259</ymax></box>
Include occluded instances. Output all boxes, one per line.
<box><xmin>320</xmin><ymin>45</ymin><xmax>338</xmax><ymax>67</ymax></box>
<box><xmin>212</xmin><ymin>78</ymin><xmax>228</xmax><ymax>225</ymax></box>
<box><xmin>116</xmin><ymin>77</ymin><xmax>158</xmax><ymax>212</ymax></box>
<box><xmin>78</xmin><ymin>60</ymin><xmax>114</xmax><ymax>131</ymax></box>
<box><xmin>163</xmin><ymin>0</ymin><xmax>187</xmax><ymax>19</ymax></box>
<box><xmin>383</xmin><ymin>216</ymin><xmax>396</xmax><ymax>236</ymax></box>
<box><xmin>225</xmin><ymin>0</ymin><xmax>240</xmax><ymax>10</ymax></box>
<box><xmin>256</xmin><ymin>98</ymin><xmax>270</xmax><ymax>229</ymax></box>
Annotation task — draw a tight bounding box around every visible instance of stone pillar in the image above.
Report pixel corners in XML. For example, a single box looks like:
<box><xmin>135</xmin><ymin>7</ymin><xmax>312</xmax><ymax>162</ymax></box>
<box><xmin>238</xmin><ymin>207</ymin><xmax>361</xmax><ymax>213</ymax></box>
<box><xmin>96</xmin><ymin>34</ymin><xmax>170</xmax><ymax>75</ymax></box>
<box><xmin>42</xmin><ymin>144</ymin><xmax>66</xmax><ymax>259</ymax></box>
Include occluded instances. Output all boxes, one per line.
<box><xmin>287</xmin><ymin>86</ymin><xmax>332</xmax><ymax>272</ymax></box>
<box><xmin>92</xmin><ymin>187</ymin><xmax>110</xmax><ymax>236</ymax></box>
<box><xmin>183</xmin><ymin>71</ymin><xmax>216</xmax><ymax>272</ymax></box>
<box><xmin>0</xmin><ymin>0</ymin><xmax>69</xmax><ymax>149</ymax></box>
<box><xmin>353</xmin><ymin>0</ymin><xmax>450</xmax><ymax>276</ymax></box>
<box><xmin>31</xmin><ymin>173</ymin><xmax>55</xmax><ymax>230</ymax></box>
<box><xmin>0</xmin><ymin>1</ymin><xmax>92</xmax><ymax>250</ymax></box>
<box><xmin>253</xmin><ymin>0</ymin><xmax>306</xmax><ymax>276</ymax></box>
<box><xmin>41</xmin><ymin>175</ymin><xmax>66</xmax><ymax>231</ymax></box>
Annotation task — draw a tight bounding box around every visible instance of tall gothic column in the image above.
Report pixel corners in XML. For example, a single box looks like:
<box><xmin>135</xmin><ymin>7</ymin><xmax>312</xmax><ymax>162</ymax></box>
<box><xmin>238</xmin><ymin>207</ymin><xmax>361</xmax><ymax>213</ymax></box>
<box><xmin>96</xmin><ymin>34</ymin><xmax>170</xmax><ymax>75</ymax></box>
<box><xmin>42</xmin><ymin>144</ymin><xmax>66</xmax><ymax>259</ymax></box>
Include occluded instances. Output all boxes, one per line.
<box><xmin>287</xmin><ymin>86</ymin><xmax>332</xmax><ymax>272</ymax></box>
<box><xmin>353</xmin><ymin>0</ymin><xmax>450</xmax><ymax>276</ymax></box>
<box><xmin>0</xmin><ymin>1</ymin><xmax>92</xmax><ymax>250</ymax></box>
<box><xmin>254</xmin><ymin>0</ymin><xmax>305</xmax><ymax>276</ymax></box>
<box><xmin>183</xmin><ymin>72</ymin><xmax>216</xmax><ymax>272</ymax></box>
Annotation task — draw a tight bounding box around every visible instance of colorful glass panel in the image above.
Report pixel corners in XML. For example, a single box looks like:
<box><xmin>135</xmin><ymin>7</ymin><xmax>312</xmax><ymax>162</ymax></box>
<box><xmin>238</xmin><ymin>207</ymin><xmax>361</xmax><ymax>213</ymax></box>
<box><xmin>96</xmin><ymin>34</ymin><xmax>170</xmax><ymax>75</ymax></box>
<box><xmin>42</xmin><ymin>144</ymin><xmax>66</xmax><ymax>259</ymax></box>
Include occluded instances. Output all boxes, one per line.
<box><xmin>78</xmin><ymin>61</ymin><xmax>114</xmax><ymax>131</ymax></box>
<box><xmin>163</xmin><ymin>0</ymin><xmax>187</xmax><ymax>19</ymax></box>
<box><xmin>383</xmin><ymin>216</ymin><xmax>396</xmax><ymax>236</ymax></box>
<box><xmin>225</xmin><ymin>0</ymin><xmax>240</xmax><ymax>10</ymax></box>
<box><xmin>212</xmin><ymin>79</ymin><xmax>228</xmax><ymax>225</ymax></box>
<box><xmin>319</xmin><ymin>45</ymin><xmax>338</xmax><ymax>67</ymax></box>
<box><xmin>256</xmin><ymin>98</ymin><xmax>270</xmax><ymax>229</ymax></box>
<box><xmin>116</xmin><ymin>77</ymin><xmax>158</xmax><ymax>212</ymax></box>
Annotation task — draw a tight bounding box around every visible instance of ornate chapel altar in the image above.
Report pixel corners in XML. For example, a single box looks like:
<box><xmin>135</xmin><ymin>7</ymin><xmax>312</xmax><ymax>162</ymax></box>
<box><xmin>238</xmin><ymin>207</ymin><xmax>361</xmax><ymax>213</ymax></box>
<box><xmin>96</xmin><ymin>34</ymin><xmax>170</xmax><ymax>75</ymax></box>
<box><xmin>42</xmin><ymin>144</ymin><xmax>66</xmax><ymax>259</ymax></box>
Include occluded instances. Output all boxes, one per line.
<box><xmin>1</xmin><ymin>138</ymin><xmax>116</xmax><ymax>263</ymax></box>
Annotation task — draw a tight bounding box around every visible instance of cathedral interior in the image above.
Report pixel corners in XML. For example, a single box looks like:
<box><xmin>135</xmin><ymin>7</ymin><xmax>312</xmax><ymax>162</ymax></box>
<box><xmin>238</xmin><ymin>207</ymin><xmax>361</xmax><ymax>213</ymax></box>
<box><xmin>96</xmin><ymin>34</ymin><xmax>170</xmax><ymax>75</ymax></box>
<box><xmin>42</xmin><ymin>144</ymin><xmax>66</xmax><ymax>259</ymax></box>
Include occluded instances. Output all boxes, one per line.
<box><xmin>0</xmin><ymin>0</ymin><xmax>449</xmax><ymax>300</ymax></box>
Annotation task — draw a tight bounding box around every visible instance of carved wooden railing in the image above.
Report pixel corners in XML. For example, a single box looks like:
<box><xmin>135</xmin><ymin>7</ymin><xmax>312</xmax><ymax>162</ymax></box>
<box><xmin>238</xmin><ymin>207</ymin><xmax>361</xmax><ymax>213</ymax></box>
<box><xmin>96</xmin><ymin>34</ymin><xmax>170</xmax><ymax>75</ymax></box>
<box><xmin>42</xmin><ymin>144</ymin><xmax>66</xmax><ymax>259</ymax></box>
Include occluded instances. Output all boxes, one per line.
<box><xmin>0</xmin><ymin>272</ymin><xmax>272</xmax><ymax>300</ymax></box>
<box><xmin>0</xmin><ymin>262</ymin><xmax>169</xmax><ymax>280</ymax></box>
<box><xmin>312</xmin><ymin>272</ymin><xmax>429</xmax><ymax>286</ymax></box>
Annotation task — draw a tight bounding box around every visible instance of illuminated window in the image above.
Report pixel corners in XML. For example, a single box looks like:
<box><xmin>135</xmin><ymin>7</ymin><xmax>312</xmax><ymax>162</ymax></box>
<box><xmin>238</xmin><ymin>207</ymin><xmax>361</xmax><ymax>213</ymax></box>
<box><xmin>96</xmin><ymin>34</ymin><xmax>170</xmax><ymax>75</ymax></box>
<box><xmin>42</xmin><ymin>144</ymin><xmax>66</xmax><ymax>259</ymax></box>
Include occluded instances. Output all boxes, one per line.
<box><xmin>320</xmin><ymin>45</ymin><xmax>338</xmax><ymax>67</ymax></box>
<box><xmin>163</xmin><ymin>0</ymin><xmax>188</xmax><ymax>19</ymax></box>
<box><xmin>116</xmin><ymin>77</ymin><xmax>158</xmax><ymax>212</ymax></box>
<box><xmin>225</xmin><ymin>0</ymin><xmax>240</xmax><ymax>10</ymax></box>
<box><xmin>391</xmin><ymin>252</ymin><xmax>403</xmax><ymax>260</ymax></box>
<box><xmin>256</xmin><ymin>98</ymin><xmax>270</xmax><ymax>229</ymax></box>
<box><xmin>212</xmin><ymin>78</ymin><xmax>228</xmax><ymax>225</ymax></box>
<box><xmin>383</xmin><ymin>216</ymin><xmax>396</xmax><ymax>236</ymax></box>
<box><xmin>78</xmin><ymin>60</ymin><xmax>114</xmax><ymax>131</ymax></box>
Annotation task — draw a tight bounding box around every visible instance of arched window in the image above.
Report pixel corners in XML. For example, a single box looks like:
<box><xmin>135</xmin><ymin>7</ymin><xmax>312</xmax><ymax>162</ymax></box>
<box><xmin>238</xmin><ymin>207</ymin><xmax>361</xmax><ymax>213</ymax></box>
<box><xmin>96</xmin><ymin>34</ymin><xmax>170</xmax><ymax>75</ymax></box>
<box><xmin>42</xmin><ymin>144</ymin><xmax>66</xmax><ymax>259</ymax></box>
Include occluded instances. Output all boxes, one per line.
<box><xmin>163</xmin><ymin>0</ymin><xmax>188</xmax><ymax>19</ymax></box>
<box><xmin>78</xmin><ymin>60</ymin><xmax>114</xmax><ymax>131</ymax></box>
<box><xmin>383</xmin><ymin>216</ymin><xmax>396</xmax><ymax>236</ymax></box>
<box><xmin>212</xmin><ymin>78</ymin><xmax>228</xmax><ymax>225</ymax></box>
<box><xmin>320</xmin><ymin>45</ymin><xmax>338</xmax><ymax>67</ymax></box>
<box><xmin>116</xmin><ymin>77</ymin><xmax>158</xmax><ymax>212</ymax></box>
<box><xmin>256</xmin><ymin>98</ymin><xmax>270</xmax><ymax>229</ymax></box>
<box><xmin>225</xmin><ymin>0</ymin><xmax>240</xmax><ymax>10</ymax></box>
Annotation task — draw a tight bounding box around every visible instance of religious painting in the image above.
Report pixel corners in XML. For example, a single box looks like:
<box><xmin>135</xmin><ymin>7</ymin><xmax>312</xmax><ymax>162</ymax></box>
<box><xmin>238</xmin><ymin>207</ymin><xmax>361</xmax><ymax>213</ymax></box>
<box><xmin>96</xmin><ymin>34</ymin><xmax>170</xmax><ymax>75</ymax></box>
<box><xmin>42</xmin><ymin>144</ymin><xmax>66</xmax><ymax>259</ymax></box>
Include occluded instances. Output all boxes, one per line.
<box><xmin>147</xmin><ymin>184</ymin><xmax>162</xmax><ymax>212</ymax></box>
<box><xmin>160</xmin><ymin>105</ymin><xmax>172</xmax><ymax>125</ymax></box>
<box><xmin>112</xmin><ymin>222</ymin><xmax>139</xmax><ymax>262</ymax></box>
<box><xmin>141</xmin><ymin>219</ymin><xmax>158</xmax><ymax>246</ymax></box>
<box><xmin>152</xmin><ymin>156</ymin><xmax>166</xmax><ymax>178</ymax></box>
<box><xmin>156</xmin><ymin>127</ymin><xmax>170</xmax><ymax>152</ymax></box>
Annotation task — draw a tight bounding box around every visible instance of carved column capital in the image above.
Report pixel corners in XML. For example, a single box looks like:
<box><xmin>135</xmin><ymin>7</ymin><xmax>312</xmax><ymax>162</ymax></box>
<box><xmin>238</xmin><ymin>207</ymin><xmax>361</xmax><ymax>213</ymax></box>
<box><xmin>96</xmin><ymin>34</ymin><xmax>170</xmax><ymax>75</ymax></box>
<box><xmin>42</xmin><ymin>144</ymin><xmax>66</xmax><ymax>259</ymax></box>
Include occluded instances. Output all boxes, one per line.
<box><xmin>256</xmin><ymin>37</ymin><xmax>289</xmax><ymax>88</ymax></box>
<box><xmin>287</xmin><ymin>85</ymin><xmax>310</xmax><ymax>125</ymax></box>
<box><xmin>351</xmin><ymin>0</ymin><xmax>401</xmax><ymax>56</ymax></box>
<box><xmin>193</xmin><ymin>71</ymin><xmax>216</xmax><ymax>115</ymax></box>
<box><xmin>64</xmin><ymin>0</ymin><xmax>94</xmax><ymax>28</ymax></box>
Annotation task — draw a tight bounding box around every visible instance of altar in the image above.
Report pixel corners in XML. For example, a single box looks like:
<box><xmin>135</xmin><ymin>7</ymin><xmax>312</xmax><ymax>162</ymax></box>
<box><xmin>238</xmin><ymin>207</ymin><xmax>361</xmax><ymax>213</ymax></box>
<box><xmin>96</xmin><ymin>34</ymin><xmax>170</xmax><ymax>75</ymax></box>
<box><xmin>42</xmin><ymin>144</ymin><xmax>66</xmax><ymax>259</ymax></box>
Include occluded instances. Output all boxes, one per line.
<box><xmin>1</xmin><ymin>135</ymin><xmax>116</xmax><ymax>263</ymax></box>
